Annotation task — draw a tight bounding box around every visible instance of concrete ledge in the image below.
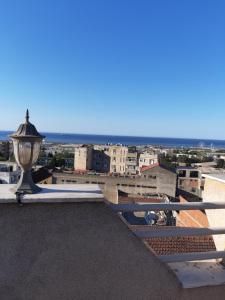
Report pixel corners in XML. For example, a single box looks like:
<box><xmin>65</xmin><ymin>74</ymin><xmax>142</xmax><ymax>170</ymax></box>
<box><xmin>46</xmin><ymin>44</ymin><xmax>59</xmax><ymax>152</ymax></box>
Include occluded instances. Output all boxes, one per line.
<box><xmin>0</xmin><ymin>184</ymin><xmax>104</xmax><ymax>203</ymax></box>
<box><xmin>169</xmin><ymin>261</ymin><xmax>225</xmax><ymax>288</ymax></box>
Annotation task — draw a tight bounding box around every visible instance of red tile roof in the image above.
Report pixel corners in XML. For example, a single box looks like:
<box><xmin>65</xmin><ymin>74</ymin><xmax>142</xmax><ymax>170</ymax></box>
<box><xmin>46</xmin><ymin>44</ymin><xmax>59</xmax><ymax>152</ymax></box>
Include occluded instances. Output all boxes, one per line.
<box><xmin>145</xmin><ymin>235</ymin><xmax>216</xmax><ymax>255</ymax></box>
<box><xmin>140</xmin><ymin>163</ymin><xmax>159</xmax><ymax>172</ymax></box>
<box><xmin>129</xmin><ymin>226</ymin><xmax>216</xmax><ymax>255</ymax></box>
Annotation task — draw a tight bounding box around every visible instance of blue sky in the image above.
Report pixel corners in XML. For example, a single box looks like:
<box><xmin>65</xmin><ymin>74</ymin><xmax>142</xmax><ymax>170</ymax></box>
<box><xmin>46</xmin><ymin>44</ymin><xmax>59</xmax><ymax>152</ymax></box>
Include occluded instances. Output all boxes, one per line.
<box><xmin>0</xmin><ymin>0</ymin><xmax>225</xmax><ymax>139</ymax></box>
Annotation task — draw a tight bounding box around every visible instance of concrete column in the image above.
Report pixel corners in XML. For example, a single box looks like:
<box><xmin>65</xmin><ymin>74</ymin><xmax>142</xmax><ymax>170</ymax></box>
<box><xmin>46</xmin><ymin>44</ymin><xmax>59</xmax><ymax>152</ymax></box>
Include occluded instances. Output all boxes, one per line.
<box><xmin>102</xmin><ymin>183</ymin><xmax>118</xmax><ymax>204</ymax></box>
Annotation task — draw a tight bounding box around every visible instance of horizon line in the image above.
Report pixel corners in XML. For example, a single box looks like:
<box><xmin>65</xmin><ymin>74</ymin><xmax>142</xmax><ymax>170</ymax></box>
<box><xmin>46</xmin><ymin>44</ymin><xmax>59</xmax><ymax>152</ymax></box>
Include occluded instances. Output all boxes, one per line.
<box><xmin>0</xmin><ymin>129</ymin><xmax>225</xmax><ymax>142</ymax></box>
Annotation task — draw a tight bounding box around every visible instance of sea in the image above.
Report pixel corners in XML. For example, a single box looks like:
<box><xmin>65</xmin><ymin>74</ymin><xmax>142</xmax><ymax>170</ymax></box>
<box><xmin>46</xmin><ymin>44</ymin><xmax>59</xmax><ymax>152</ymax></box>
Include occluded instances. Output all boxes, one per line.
<box><xmin>1</xmin><ymin>130</ymin><xmax>225</xmax><ymax>149</ymax></box>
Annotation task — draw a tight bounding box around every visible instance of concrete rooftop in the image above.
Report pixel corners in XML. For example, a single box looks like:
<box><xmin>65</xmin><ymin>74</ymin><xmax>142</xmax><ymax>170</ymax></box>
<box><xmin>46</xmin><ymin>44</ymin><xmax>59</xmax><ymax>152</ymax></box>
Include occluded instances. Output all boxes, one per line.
<box><xmin>0</xmin><ymin>184</ymin><xmax>225</xmax><ymax>299</ymax></box>
<box><xmin>0</xmin><ymin>202</ymin><xmax>225</xmax><ymax>299</ymax></box>
<box><xmin>0</xmin><ymin>184</ymin><xmax>104</xmax><ymax>203</ymax></box>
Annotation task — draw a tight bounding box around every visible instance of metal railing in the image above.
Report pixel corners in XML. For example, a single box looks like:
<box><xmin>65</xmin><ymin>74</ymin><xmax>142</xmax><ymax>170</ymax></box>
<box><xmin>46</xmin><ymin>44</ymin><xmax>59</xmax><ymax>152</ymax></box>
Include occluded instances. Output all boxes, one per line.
<box><xmin>110</xmin><ymin>202</ymin><xmax>225</xmax><ymax>212</ymax></box>
<box><xmin>109</xmin><ymin>201</ymin><xmax>225</xmax><ymax>263</ymax></box>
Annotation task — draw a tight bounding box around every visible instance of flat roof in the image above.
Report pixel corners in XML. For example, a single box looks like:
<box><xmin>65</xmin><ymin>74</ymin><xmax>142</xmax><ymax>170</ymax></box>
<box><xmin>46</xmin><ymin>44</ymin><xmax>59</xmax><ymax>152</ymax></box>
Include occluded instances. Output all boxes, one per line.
<box><xmin>203</xmin><ymin>174</ymin><xmax>225</xmax><ymax>184</ymax></box>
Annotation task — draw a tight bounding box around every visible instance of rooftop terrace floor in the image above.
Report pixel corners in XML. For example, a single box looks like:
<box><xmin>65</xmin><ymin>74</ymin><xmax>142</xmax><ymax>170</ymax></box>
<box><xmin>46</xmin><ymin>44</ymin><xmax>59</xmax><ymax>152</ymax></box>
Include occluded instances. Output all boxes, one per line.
<box><xmin>0</xmin><ymin>201</ymin><xmax>225</xmax><ymax>299</ymax></box>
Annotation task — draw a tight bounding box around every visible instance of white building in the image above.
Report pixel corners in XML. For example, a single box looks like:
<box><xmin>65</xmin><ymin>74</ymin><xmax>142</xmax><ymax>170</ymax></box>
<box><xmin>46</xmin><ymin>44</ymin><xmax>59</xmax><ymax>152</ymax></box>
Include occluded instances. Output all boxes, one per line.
<box><xmin>0</xmin><ymin>162</ymin><xmax>20</xmax><ymax>184</ymax></box>
<box><xmin>138</xmin><ymin>152</ymin><xmax>158</xmax><ymax>171</ymax></box>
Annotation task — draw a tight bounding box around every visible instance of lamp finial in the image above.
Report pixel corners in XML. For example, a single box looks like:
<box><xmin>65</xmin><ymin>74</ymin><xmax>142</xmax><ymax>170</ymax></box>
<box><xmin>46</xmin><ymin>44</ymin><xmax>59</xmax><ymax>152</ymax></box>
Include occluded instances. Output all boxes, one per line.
<box><xmin>25</xmin><ymin>109</ymin><xmax>29</xmax><ymax>123</ymax></box>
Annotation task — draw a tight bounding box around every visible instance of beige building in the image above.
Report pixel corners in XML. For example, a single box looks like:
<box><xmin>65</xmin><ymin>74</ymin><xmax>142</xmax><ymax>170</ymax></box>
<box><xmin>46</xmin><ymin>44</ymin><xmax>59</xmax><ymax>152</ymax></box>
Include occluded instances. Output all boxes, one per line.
<box><xmin>202</xmin><ymin>174</ymin><xmax>225</xmax><ymax>251</ymax></box>
<box><xmin>74</xmin><ymin>145</ymin><xmax>93</xmax><ymax>171</ymax></box>
<box><xmin>54</xmin><ymin>163</ymin><xmax>177</xmax><ymax>199</ymax></box>
<box><xmin>75</xmin><ymin>145</ymin><xmax>128</xmax><ymax>174</ymax></box>
<box><xmin>105</xmin><ymin>145</ymin><xmax>128</xmax><ymax>174</ymax></box>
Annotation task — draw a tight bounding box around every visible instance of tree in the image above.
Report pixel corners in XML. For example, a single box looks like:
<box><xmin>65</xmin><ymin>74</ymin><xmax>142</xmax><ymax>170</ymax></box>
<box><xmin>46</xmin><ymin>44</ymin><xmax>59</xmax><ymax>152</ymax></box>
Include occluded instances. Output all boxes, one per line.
<box><xmin>216</xmin><ymin>159</ymin><xmax>225</xmax><ymax>169</ymax></box>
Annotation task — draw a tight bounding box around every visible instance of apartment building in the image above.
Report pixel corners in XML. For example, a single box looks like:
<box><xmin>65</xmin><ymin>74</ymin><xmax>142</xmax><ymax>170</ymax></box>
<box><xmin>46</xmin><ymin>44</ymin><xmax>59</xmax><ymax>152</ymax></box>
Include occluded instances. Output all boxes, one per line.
<box><xmin>0</xmin><ymin>162</ymin><xmax>20</xmax><ymax>184</ymax></box>
<box><xmin>74</xmin><ymin>144</ymin><xmax>161</xmax><ymax>175</ymax></box>
<box><xmin>74</xmin><ymin>145</ymin><xmax>93</xmax><ymax>171</ymax></box>
<box><xmin>177</xmin><ymin>167</ymin><xmax>203</xmax><ymax>198</ymax></box>
<box><xmin>105</xmin><ymin>145</ymin><xmax>128</xmax><ymax>174</ymax></box>
<box><xmin>138</xmin><ymin>152</ymin><xmax>158</xmax><ymax>171</ymax></box>
<box><xmin>125</xmin><ymin>151</ymin><xmax>138</xmax><ymax>175</ymax></box>
<box><xmin>92</xmin><ymin>148</ymin><xmax>110</xmax><ymax>173</ymax></box>
<box><xmin>74</xmin><ymin>144</ymin><xmax>128</xmax><ymax>174</ymax></box>
<box><xmin>0</xmin><ymin>141</ymin><xmax>13</xmax><ymax>160</ymax></box>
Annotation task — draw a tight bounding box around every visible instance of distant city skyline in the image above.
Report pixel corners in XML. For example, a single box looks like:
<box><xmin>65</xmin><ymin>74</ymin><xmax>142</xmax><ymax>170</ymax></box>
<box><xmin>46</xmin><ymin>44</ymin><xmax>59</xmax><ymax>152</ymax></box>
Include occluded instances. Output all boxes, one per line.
<box><xmin>0</xmin><ymin>0</ymin><xmax>225</xmax><ymax>139</ymax></box>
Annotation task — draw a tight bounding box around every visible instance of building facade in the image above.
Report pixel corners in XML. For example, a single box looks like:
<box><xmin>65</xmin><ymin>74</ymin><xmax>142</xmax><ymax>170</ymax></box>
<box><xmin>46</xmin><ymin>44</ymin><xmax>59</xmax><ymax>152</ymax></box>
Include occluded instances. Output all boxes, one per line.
<box><xmin>74</xmin><ymin>145</ymin><xmax>93</xmax><ymax>171</ymax></box>
<box><xmin>105</xmin><ymin>145</ymin><xmax>128</xmax><ymax>174</ymax></box>
<box><xmin>53</xmin><ymin>163</ymin><xmax>177</xmax><ymax>199</ymax></box>
<box><xmin>0</xmin><ymin>141</ymin><xmax>13</xmax><ymax>160</ymax></box>
<box><xmin>92</xmin><ymin>149</ymin><xmax>110</xmax><ymax>173</ymax></box>
<box><xmin>125</xmin><ymin>152</ymin><xmax>138</xmax><ymax>175</ymax></box>
<box><xmin>0</xmin><ymin>162</ymin><xmax>20</xmax><ymax>184</ymax></box>
<box><xmin>177</xmin><ymin>167</ymin><xmax>203</xmax><ymax>198</ymax></box>
<box><xmin>138</xmin><ymin>152</ymin><xmax>158</xmax><ymax>171</ymax></box>
<box><xmin>202</xmin><ymin>174</ymin><xmax>225</xmax><ymax>251</ymax></box>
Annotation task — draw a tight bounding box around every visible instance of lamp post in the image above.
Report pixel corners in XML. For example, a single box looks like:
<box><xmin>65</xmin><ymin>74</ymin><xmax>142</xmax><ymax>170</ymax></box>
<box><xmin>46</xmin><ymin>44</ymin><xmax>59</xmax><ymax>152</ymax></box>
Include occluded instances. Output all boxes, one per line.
<box><xmin>10</xmin><ymin>110</ymin><xmax>45</xmax><ymax>194</ymax></box>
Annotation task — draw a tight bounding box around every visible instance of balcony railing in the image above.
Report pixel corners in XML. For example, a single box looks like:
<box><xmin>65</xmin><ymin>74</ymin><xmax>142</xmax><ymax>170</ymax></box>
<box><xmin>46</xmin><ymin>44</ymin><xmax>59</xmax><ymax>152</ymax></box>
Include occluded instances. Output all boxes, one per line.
<box><xmin>109</xmin><ymin>201</ymin><xmax>225</xmax><ymax>263</ymax></box>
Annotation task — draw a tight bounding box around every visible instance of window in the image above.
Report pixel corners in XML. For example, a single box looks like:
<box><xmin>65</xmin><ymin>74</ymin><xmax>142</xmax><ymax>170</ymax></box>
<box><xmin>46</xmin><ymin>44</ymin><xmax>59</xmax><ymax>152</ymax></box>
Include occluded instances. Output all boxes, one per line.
<box><xmin>190</xmin><ymin>171</ymin><xmax>199</xmax><ymax>178</ymax></box>
<box><xmin>112</xmin><ymin>165</ymin><xmax>116</xmax><ymax>172</ymax></box>
<box><xmin>179</xmin><ymin>179</ymin><xmax>184</xmax><ymax>186</ymax></box>
<box><xmin>178</xmin><ymin>170</ymin><xmax>186</xmax><ymax>177</ymax></box>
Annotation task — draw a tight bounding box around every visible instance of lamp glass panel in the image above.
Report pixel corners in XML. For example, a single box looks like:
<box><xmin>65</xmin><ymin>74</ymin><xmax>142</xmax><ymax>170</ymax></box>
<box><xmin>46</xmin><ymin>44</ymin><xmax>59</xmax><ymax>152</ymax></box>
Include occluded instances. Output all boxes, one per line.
<box><xmin>18</xmin><ymin>141</ymin><xmax>32</xmax><ymax>165</ymax></box>
<box><xmin>12</xmin><ymin>140</ymin><xmax>20</xmax><ymax>164</ymax></box>
<box><xmin>32</xmin><ymin>141</ymin><xmax>41</xmax><ymax>164</ymax></box>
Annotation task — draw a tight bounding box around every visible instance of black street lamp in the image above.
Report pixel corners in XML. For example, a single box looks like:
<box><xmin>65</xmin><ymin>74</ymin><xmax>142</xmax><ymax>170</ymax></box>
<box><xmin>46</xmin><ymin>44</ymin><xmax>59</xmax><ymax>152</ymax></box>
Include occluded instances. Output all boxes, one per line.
<box><xmin>10</xmin><ymin>110</ymin><xmax>45</xmax><ymax>194</ymax></box>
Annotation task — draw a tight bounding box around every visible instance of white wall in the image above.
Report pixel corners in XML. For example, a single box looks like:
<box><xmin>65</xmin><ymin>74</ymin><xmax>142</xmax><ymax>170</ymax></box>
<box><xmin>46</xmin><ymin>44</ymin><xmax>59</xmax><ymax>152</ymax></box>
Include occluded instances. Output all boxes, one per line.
<box><xmin>203</xmin><ymin>176</ymin><xmax>225</xmax><ymax>251</ymax></box>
